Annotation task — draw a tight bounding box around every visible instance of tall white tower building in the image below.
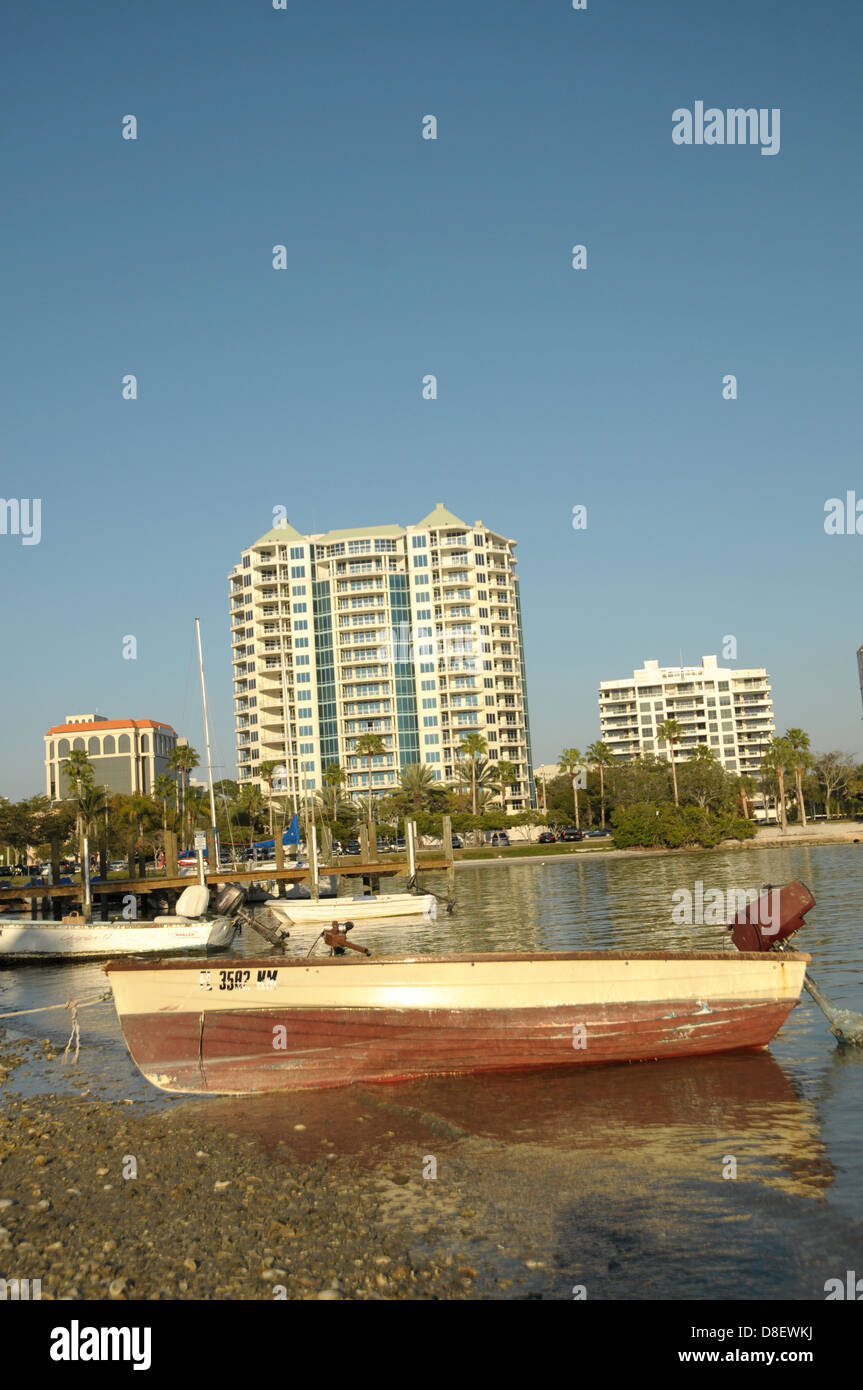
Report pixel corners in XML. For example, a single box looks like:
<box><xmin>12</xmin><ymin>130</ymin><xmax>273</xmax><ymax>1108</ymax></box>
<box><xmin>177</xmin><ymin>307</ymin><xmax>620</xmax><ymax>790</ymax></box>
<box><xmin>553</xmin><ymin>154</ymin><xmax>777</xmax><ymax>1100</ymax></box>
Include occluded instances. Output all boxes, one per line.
<box><xmin>229</xmin><ymin>505</ymin><xmax>534</xmax><ymax>809</ymax></box>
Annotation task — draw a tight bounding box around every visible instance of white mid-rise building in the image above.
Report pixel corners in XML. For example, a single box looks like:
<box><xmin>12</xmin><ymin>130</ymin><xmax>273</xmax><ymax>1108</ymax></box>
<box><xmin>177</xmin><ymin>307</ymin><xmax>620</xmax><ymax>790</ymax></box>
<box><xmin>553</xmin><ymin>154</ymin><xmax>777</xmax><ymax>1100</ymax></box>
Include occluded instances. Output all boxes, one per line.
<box><xmin>229</xmin><ymin>504</ymin><xmax>535</xmax><ymax>809</ymax></box>
<box><xmin>598</xmin><ymin>656</ymin><xmax>775</xmax><ymax>776</ymax></box>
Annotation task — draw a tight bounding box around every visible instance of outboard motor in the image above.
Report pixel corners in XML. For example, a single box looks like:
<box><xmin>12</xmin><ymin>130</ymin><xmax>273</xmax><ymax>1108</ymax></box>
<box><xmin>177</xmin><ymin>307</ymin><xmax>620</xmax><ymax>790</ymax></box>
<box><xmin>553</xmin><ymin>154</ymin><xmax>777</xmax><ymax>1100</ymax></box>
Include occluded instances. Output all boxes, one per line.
<box><xmin>728</xmin><ymin>880</ymin><xmax>815</xmax><ymax>953</ymax></box>
<box><xmin>210</xmin><ymin>883</ymin><xmax>247</xmax><ymax>917</ymax></box>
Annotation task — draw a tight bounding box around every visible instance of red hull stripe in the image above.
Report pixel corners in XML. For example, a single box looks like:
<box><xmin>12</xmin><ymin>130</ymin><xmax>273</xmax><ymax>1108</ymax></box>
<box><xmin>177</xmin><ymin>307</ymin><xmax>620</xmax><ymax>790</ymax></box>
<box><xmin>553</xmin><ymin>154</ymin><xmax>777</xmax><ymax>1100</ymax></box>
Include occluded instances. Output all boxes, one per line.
<box><xmin>120</xmin><ymin>997</ymin><xmax>796</xmax><ymax>1094</ymax></box>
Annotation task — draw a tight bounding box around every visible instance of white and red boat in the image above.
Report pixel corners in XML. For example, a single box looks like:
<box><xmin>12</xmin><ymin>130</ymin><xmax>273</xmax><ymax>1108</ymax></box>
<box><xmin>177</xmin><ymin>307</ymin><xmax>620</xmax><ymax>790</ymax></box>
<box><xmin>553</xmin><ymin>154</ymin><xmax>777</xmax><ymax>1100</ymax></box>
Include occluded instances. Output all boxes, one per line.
<box><xmin>104</xmin><ymin>883</ymin><xmax>816</xmax><ymax>1096</ymax></box>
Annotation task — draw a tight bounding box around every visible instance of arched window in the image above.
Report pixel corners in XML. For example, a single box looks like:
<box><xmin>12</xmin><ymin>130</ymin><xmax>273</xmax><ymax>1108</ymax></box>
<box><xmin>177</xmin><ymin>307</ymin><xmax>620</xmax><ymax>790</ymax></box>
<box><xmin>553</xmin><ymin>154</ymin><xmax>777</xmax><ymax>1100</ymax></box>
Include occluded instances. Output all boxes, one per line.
<box><xmin>57</xmin><ymin>739</ymin><xmax>70</xmax><ymax>757</ymax></box>
<box><xmin>88</xmin><ymin>737</ymin><xmax>100</xmax><ymax>755</ymax></box>
<box><xmin>140</xmin><ymin>734</ymin><xmax>149</xmax><ymax>753</ymax></box>
<box><xmin>103</xmin><ymin>735</ymin><xmax>115</xmax><ymax>755</ymax></box>
<box><xmin>118</xmin><ymin>734</ymin><xmax>131</xmax><ymax>753</ymax></box>
<box><xmin>73</xmin><ymin>737</ymin><xmax>85</xmax><ymax>751</ymax></box>
<box><xmin>48</xmin><ymin>741</ymin><xmax>55</xmax><ymax>758</ymax></box>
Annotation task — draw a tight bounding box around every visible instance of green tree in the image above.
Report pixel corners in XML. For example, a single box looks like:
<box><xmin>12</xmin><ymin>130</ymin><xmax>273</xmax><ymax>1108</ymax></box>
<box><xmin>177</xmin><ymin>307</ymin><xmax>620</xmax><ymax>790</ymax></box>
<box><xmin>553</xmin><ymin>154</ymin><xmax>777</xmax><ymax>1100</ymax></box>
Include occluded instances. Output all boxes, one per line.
<box><xmin>655</xmin><ymin>720</ymin><xmax>683</xmax><ymax>807</ymax></box>
<box><xmin>458</xmin><ymin>732</ymin><xmax>488</xmax><ymax>818</ymax></box>
<box><xmin>62</xmin><ymin>748</ymin><xmax>94</xmax><ymax>796</ymax></box>
<box><xmin>153</xmin><ymin>774</ymin><xmax>175</xmax><ymax>832</ymax></box>
<box><xmin>494</xmin><ymin>759</ymin><xmax>518</xmax><ymax>812</ymax></box>
<box><xmin>762</xmin><ymin>738</ymin><xmax>792</xmax><ymax>832</ymax></box>
<box><xmin>815</xmin><ymin>752</ymin><xmax>855</xmax><ymax>820</ymax></box>
<box><xmin>323</xmin><ymin>762</ymin><xmax>348</xmax><ymax>819</ymax></box>
<box><xmin>557</xmin><ymin>747</ymin><xmax>584</xmax><ymax>828</ymax></box>
<box><xmin>585</xmin><ymin>741</ymin><xmax>614</xmax><ymax>829</ymax></box>
<box><xmin>784</xmin><ymin>728</ymin><xmax>813</xmax><ymax>828</ymax></box>
<box><xmin>676</xmin><ymin>744</ymin><xmax>730</xmax><ymax>813</ymax></box>
<box><xmin>168</xmin><ymin>745</ymin><xmax>199</xmax><ymax>817</ymax></box>
<box><xmin>257</xmin><ymin>760</ymin><xmax>280</xmax><ymax>836</ymax></box>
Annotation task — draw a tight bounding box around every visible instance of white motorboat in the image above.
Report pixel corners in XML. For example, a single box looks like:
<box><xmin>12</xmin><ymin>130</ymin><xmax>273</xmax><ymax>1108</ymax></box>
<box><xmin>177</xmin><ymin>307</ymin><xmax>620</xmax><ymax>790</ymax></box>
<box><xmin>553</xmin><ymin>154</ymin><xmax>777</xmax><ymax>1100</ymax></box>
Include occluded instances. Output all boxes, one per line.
<box><xmin>263</xmin><ymin>891</ymin><xmax>437</xmax><ymax>927</ymax></box>
<box><xmin>0</xmin><ymin>885</ymin><xmax>240</xmax><ymax>963</ymax></box>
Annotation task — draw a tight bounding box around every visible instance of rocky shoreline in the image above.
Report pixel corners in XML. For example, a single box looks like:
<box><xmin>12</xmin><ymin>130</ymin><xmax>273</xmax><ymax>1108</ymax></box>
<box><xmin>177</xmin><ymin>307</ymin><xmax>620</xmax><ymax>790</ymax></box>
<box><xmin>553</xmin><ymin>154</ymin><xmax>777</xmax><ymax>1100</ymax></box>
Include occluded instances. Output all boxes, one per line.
<box><xmin>0</xmin><ymin>1032</ymin><xmax>527</xmax><ymax>1302</ymax></box>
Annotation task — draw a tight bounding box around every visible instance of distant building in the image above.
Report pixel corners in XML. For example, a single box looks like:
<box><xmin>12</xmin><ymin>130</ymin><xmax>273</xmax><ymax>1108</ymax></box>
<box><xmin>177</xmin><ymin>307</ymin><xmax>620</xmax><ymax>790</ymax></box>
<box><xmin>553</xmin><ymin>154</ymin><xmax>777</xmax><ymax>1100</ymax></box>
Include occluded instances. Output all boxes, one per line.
<box><xmin>598</xmin><ymin>656</ymin><xmax>775</xmax><ymax>776</ymax></box>
<box><xmin>44</xmin><ymin>714</ymin><xmax>179</xmax><ymax>799</ymax></box>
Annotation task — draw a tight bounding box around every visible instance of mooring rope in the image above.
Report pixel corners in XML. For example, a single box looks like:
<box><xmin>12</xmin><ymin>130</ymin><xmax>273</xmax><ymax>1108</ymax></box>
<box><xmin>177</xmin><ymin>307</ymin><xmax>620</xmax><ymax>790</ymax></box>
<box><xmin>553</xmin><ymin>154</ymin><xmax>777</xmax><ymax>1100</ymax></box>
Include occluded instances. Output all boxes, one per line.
<box><xmin>0</xmin><ymin>990</ymin><xmax>112</xmax><ymax>1064</ymax></box>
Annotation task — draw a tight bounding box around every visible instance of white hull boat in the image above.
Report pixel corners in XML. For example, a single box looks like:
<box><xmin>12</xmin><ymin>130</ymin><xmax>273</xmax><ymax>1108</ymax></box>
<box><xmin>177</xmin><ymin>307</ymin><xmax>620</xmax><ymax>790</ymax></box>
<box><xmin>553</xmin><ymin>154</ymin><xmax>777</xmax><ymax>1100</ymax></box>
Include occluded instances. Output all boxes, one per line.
<box><xmin>264</xmin><ymin>891</ymin><xmax>437</xmax><ymax>927</ymax></box>
<box><xmin>0</xmin><ymin>883</ymin><xmax>243</xmax><ymax>963</ymax></box>
<box><xmin>0</xmin><ymin>917</ymin><xmax>237</xmax><ymax>962</ymax></box>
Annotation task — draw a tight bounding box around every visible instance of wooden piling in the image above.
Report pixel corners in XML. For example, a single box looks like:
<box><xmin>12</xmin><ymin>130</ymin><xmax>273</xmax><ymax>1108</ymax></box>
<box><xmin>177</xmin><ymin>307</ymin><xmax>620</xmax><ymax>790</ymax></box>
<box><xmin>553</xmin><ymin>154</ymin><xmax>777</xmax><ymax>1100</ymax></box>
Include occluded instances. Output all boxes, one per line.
<box><xmin>442</xmin><ymin>813</ymin><xmax>455</xmax><ymax>905</ymax></box>
<box><xmin>310</xmin><ymin>824</ymin><xmax>320</xmax><ymax>901</ymax></box>
<box><xmin>164</xmin><ymin>831</ymin><xmax>178</xmax><ymax>879</ymax></box>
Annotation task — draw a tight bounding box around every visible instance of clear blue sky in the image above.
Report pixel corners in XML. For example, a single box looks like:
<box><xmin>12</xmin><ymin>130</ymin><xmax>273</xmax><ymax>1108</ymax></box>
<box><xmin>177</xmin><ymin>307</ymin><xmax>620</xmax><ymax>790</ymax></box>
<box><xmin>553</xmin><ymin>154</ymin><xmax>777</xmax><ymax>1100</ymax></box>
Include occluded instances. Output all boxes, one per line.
<box><xmin>2</xmin><ymin>0</ymin><xmax>862</xmax><ymax>799</ymax></box>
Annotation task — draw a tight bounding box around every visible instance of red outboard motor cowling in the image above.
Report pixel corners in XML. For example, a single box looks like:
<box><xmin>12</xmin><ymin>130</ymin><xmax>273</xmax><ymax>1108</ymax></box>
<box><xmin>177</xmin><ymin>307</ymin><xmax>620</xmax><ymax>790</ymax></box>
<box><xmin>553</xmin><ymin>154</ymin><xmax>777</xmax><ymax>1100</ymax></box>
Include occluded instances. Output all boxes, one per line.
<box><xmin>729</xmin><ymin>880</ymin><xmax>815</xmax><ymax>952</ymax></box>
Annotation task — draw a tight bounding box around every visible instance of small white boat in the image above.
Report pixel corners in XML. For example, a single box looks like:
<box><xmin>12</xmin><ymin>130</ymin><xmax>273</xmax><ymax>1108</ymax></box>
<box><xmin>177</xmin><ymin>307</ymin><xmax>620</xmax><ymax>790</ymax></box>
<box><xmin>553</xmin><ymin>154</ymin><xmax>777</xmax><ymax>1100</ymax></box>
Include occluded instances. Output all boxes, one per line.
<box><xmin>264</xmin><ymin>891</ymin><xmax>437</xmax><ymax>927</ymax></box>
<box><xmin>0</xmin><ymin>885</ymin><xmax>239</xmax><ymax>963</ymax></box>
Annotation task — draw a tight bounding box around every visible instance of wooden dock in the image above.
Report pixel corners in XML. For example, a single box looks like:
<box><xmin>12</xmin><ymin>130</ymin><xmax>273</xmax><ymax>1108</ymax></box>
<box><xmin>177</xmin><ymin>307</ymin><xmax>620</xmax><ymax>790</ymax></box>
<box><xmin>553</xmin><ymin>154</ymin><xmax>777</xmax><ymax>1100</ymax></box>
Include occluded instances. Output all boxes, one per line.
<box><xmin>0</xmin><ymin>858</ymin><xmax>451</xmax><ymax>917</ymax></box>
<box><xmin>0</xmin><ymin>814</ymin><xmax>457</xmax><ymax>919</ymax></box>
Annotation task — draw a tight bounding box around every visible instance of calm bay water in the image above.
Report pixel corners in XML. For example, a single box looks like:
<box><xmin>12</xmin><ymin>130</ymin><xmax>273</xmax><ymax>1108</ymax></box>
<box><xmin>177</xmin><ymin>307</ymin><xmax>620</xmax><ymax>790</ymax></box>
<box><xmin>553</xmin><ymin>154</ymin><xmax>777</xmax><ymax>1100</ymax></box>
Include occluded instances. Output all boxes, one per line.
<box><xmin>3</xmin><ymin>843</ymin><xmax>862</xmax><ymax>1298</ymax></box>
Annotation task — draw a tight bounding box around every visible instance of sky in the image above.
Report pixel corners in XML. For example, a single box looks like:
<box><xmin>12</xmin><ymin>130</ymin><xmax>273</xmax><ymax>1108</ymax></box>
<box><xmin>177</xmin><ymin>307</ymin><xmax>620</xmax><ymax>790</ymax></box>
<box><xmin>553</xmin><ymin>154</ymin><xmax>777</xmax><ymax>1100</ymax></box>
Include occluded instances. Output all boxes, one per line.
<box><xmin>2</xmin><ymin>0</ymin><xmax>862</xmax><ymax>799</ymax></box>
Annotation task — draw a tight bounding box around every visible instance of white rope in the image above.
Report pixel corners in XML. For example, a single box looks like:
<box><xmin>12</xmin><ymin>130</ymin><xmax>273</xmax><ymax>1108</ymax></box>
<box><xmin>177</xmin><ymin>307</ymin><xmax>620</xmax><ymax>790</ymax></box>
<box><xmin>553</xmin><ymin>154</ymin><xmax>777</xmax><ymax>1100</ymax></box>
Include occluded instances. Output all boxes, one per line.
<box><xmin>0</xmin><ymin>991</ymin><xmax>111</xmax><ymax>1065</ymax></box>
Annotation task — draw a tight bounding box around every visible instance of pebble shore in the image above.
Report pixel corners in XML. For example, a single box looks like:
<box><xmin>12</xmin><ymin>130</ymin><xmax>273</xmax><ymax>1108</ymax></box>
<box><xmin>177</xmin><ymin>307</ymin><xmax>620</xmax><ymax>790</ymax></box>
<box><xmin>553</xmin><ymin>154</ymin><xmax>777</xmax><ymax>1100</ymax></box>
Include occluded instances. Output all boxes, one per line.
<box><xmin>0</xmin><ymin>1032</ymin><xmax>527</xmax><ymax>1301</ymax></box>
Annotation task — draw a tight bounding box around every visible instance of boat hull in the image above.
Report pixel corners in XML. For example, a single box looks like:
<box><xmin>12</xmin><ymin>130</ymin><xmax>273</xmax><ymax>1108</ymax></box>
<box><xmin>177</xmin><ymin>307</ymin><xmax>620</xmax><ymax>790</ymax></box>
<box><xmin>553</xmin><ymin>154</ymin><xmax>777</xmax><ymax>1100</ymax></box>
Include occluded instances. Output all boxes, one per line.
<box><xmin>266</xmin><ymin>892</ymin><xmax>437</xmax><ymax>925</ymax></box>
<box><xmin>0</xmin><ymin>918</ymin><xmax>237</xmax><ymax>963</ymax></box>
<box><xmin>105</xmin><ymin>949</ymin><xmax>808</xmax><ymax>1095</ymax></box>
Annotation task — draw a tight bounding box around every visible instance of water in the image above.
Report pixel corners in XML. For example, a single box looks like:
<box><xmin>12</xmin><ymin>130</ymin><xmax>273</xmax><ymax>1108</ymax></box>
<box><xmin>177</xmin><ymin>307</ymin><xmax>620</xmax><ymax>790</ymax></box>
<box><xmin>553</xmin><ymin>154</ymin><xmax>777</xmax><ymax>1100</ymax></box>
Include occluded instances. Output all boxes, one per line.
<box><xmin>3</xmin><ymin>843</ymin><xmax>862</xmax><ymax>1297</ymax></box>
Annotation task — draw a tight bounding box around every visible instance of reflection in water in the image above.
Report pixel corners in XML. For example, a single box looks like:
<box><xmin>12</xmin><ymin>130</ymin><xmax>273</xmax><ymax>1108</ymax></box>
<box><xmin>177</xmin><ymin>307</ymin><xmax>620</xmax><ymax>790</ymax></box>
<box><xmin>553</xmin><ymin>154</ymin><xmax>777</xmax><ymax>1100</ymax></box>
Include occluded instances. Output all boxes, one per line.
<box><xmin>177</xmin><ymin>1050</ymin><xmax>833</xmax><ymax>1203</ymax></box>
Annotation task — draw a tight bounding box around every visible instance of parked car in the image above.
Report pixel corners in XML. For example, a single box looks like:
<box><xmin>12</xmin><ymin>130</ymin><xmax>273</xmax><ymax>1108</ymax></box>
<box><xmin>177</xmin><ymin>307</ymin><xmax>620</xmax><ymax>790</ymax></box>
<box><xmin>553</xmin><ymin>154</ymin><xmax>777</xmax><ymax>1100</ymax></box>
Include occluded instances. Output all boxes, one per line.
<box><xmin>538</xmin><ymin>831</ymin><xmax>556</xmax><ymax>844</ymax></box>
<box><xmin>585</xmin><ymin>828</ymin><xmax>611</xmax><ymax>838</ymax></box>
<box><xmin>450</xmin><ymin>835</ymin><xmax>464</xmax><ymax>849</ymax></box>
<box><xmin>343</xmin><ymin>841</ymin><xmax>361</xmax><ymax>855</ymax></box>
<box><xmin>560</xmin><ymin>828</ymin><xmax>584</xmax><ymax>842</ymax></box>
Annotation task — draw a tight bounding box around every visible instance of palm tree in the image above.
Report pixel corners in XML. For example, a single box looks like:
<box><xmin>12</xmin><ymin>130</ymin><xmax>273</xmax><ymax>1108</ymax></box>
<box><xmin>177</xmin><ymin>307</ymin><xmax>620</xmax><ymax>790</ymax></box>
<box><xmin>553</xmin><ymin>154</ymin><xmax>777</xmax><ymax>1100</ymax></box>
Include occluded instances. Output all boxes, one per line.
<box><xmin>153</xmin><ymin>774</ymin><xmax>174</xmax><ymax>832</ymax></box>
<box><xmin>762</xmin><ymin>738</ymin><xmax>792</xmax><ymax>832</ymax></box>
<box><xmin>355</xmin><ymin>733</ymin><xmax>386</xmax><ymax>836</ymax></box>
<box><xmin>120</xmin><ymin>794</ymin><xmax>157</xmax><ymax>875</ymax></box>
<box><xmin>257</xmin><ymin>760</ymin><xmax>280</xmax><ymax>835</ymax></box>
<box><xmin>237</xmin><ymin>783</ymin><xmax>267</xmax><ymax>838</ymax></box>
<box><xmin>655</xmin><ymin>720</ymin><xmax>683</xmax><ymax>807</ymax></box>
<box><xmin>400</xmin><ymin>762</ymin><xmax>438</xmax><ymax>813</ymax></box>
<box><xmin>63</xmin><ymin>750</ymin><xmax>95</xmax><ymax>872</ymax></box>
<box><xmin>75</xmin><ymin>782</ymin><xmax>107</xmax><ymax>858</ymax></box>
<box><xmin>784</xmin><ymin>728</ymin><xmax>813</xmax><ymax>828</ymax></box>
<box><xmin>557</xmin><ymin>747</ymin><xmax>584</xmax><ymax>829</ymax></box>
<box><xmin>495</xmin><ymin>759</ymin><xmax>517</xmax><ymax>812</ymax></box>
<box><xmin>585</xmin><ymin>740</ymin><xmax>614</xmax><ymax>829</ymax></box>
<box><xmin>168</xmin><ymin>745</ymin><xmax>199</xmax><ymax>817</ymax></box>
<box><xmin>458</xmin><ymin>732</ymin><xmax>488</xmax><ymax>816</ymax></box>
<box><xmin>183</xmin><ymin>786</ymin><xmax>210</xmax><ymax>846</ymax></box>
<box><xmin>323</xmin><ymin>762</ymin><xmax>348</xmax><ymax>818</ymax></box>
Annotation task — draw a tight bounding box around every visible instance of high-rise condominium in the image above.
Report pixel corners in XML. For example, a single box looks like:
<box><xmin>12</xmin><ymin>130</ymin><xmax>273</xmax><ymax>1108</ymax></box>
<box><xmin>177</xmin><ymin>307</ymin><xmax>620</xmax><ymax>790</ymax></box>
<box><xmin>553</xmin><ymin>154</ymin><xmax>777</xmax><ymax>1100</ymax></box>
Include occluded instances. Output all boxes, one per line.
<box><xmin>229</xmin><ymin>504</ymin><xmax>534</xmax><ymax>809</ymax></box>
<box><xmin>598</xmin><ymin>656</ymin><xmax>775</xmax><ymax>775</ymax></box>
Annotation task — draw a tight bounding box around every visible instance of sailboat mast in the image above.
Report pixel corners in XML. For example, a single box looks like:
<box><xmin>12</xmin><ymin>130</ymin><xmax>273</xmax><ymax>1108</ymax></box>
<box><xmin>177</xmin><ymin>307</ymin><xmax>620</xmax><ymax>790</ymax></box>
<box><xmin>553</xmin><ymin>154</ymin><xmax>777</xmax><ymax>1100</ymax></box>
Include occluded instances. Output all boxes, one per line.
<box><xmin>195</xmin><ymin>617</ymin><xmax>219</xmax><ymax>858</ymax></box>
